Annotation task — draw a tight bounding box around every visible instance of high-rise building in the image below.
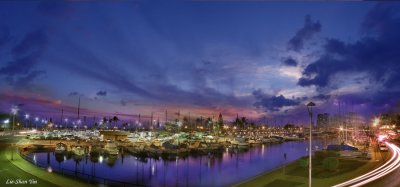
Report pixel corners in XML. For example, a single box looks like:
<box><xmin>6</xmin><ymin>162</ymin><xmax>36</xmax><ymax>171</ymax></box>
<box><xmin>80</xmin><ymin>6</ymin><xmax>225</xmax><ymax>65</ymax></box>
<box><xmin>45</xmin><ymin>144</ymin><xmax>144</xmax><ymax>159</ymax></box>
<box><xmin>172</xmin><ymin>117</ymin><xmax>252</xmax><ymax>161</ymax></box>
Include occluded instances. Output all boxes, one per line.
<box><xmin>317</xmin><ymin>113</ymin><xmax>329</xmax><ymax>129</ymax></box>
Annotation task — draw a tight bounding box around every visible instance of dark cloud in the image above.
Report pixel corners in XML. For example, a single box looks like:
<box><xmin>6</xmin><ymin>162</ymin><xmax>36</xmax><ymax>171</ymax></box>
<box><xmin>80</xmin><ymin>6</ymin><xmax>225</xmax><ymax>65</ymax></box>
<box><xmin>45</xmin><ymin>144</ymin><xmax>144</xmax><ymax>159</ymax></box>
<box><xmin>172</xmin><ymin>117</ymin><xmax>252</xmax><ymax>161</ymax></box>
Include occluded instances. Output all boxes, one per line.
<box><xmin>287</xmin><ymin>15</ymin><xmax>321</xmax><ymax>52</ymax></box>
<box><xmin>0</xmin><ymin>29</ymin><xmax>47</xmax><ymax>89</ymax></box>
<box><xmin>12</xmin><ymin>70</ymin><xmax>46</xmax><ymax>88</ymax></box>
<box><xmin>312</xmin><ymin>94</ymin><xmax>330</xmax><ymax>101</ymax></box>
<box><xmin>282</xmin><ymin>57</ymin><xmax>298</xmax><ymax>67</ymax></box>
<box><xmin>96</xmin><ymin>90</ymin><xmax>107</xmax><ymax>96</ymax></box>
<box><xmin>253</xmin><ymin>89</ymin><xmax>300</xmax><ymax>112</ymax></box>
<box><xmin>56</xmin><ymin>39</ymin><xmax>247</xmax><ymax>108</ymax></box>
<box><xmin>12</xmin><ymin>29</ymin><xmax>47</xmax><ymax>57</ymax></box>
<box><xmin>298</xmin><ymin>3</ymin><xmax>400</xmax><ymax>107</ymax></box>
<box><xmin>299</xmin><ymin>4</ymin><xmax>400</xmax><ymax>87</ymax></box>
<box><xmin>58</xmin><ymin>40</ymin><xmax>157</xmax><ymax>99</ymax></box>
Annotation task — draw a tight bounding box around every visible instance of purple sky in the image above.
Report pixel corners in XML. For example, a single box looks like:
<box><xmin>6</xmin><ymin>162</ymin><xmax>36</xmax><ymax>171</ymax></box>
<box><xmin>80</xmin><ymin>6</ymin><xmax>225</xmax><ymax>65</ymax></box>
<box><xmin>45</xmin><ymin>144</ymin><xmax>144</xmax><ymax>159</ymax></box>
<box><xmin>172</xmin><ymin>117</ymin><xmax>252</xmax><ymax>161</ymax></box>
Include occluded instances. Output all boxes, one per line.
<box><xmin>1</xmin><ymin>2</ymin><xmax>400</xmax><ymax>124</ymax></box>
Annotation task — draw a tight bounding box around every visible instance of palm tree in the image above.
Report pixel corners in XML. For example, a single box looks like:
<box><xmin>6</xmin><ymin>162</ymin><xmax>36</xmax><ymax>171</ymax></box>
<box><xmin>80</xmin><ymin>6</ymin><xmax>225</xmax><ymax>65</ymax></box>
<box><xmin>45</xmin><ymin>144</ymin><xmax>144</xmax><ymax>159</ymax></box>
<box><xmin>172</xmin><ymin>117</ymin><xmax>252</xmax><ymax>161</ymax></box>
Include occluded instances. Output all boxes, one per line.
<box><xmin>112</xmin><ymin>116</ymin><xmax>119</xmax><ymax>128</ymax></box>
<box><xmin>241</xmin><ymin>117</ymin><xmax>247</xmax><ymax>130</ymax></box>
<box><xmin>102</xmin><ymin>117</ymin><xmax>108</xmax><ymax>129</ymax></box>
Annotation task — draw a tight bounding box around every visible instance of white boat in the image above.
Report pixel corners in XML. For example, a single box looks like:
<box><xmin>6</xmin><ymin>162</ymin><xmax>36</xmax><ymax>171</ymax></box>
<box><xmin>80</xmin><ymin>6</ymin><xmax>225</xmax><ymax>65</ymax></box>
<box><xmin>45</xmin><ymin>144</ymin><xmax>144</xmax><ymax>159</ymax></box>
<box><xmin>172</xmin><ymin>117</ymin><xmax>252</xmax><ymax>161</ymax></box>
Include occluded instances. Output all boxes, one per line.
<box><xmin>248</xmin><ymin>139</ymin><xmax>261</xmax><ymax>144</ymax></box>
<box><xmin>231</xmin><ymin>137</ymin><xmax>249</xmax><ymax>148</ymax></box>
<box><xmin>55</xmin><ymin>143</ymin><xmax>66</xmax><ymax>153</ymax></box>
<box><xmin>238</xmin><ymin>142</ymin><xmax>249</xmax><ymax>148</ymax></box>
<box><xmin>104</xmin><ymin>142</ymin><xmax>119</xmax><ymax>155</ymax></box>
<box><xmin>72</xmin><ymin>146</ymin><xmax>85</xmax><ymax>156</ymax></box>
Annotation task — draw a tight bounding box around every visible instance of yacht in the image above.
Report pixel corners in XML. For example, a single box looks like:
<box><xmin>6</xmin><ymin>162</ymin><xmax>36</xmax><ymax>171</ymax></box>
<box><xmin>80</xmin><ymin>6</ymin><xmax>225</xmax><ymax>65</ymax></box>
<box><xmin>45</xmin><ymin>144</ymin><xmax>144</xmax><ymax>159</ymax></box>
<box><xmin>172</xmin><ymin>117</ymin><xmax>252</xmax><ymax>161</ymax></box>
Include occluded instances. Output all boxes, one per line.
<box><xmin>231</xmin><ymin>137</ymin><xmax>249</xmax><ymax>148</ymax></box>
<box><xmin>104</xmin><ymin>142</ymin><xmax>119</xmax><ymax>155</ymax></box>
<box><xmin>72</xmin><ymin>146</ymin><xmax>85</xmax><ymax>156</ymax></box>
<box><xmin>55</xmin><ymin>143</ymin><xmax>66</xmax><ymax>153</ymax></box>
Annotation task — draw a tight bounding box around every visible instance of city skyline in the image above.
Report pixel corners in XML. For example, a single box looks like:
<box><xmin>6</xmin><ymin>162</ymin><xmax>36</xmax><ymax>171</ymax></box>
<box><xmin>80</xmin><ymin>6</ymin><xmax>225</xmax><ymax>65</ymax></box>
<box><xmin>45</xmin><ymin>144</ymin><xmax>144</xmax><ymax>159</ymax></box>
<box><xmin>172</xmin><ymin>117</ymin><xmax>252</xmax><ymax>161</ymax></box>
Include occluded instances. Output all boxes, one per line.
<box><xmin>1</xmin><ymin>2</ymin><xmax>400</xmax><ymax>123</ymax></box>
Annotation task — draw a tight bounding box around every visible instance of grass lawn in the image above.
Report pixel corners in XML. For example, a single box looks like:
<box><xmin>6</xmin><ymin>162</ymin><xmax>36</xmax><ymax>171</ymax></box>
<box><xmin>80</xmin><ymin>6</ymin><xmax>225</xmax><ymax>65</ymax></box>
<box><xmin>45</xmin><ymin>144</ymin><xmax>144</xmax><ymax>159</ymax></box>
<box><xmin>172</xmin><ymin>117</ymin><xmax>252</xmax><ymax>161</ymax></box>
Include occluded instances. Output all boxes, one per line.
<box><xmin>235</xmin><ymin>149</ymin><xmax>388</xmax><ymax>187</ymax></box>
<box><xmin>0</xmin><ymin>136</ymin><xmax>94</xmax><ymax>187</ymax></box>
<box><xmin>287</xmin><ymin>157</ymin><xmax>366</xmax><ymax>178</ymax></box>
<box><xmin>265</xmin><ymin>179</ymin><xmax>303</xmax><ymax>187</ymax></box>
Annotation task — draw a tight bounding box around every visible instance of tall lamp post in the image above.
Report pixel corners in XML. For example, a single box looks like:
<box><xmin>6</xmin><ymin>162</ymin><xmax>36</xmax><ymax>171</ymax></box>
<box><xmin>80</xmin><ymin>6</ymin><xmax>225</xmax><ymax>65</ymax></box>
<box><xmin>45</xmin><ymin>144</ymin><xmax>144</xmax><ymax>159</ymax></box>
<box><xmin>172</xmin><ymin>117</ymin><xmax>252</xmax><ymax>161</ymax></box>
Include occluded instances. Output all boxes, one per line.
<box><xmin>11</xmin><ymin>105</ymin><xmax>19</xmax><ymax>161</ymax></box>
<box><xmin>307</xmin><ymin>102</ymin><xmax>316</xmax><ymax>187</ymax></box>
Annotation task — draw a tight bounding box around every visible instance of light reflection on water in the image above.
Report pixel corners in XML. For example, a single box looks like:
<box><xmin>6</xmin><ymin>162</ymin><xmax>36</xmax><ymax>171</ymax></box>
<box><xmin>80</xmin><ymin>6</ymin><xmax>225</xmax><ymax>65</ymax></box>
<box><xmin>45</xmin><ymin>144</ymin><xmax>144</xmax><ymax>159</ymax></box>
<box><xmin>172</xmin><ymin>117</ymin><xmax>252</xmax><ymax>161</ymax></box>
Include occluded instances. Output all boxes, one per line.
<box><xmin>29</xmin><ymin>139</ymin><xmax>336</xmax><ymax>187</ymax></box>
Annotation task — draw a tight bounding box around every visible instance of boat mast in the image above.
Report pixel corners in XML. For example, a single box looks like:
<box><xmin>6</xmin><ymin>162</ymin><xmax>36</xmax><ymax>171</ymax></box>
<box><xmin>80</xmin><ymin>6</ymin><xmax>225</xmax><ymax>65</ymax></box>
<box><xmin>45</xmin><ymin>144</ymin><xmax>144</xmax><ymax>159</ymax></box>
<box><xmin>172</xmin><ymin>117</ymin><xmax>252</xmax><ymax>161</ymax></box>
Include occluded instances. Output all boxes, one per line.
<box><xmin>77</xmin><ymin>95</ymin><xmax>81</xmax><ymax>130</ymax></box>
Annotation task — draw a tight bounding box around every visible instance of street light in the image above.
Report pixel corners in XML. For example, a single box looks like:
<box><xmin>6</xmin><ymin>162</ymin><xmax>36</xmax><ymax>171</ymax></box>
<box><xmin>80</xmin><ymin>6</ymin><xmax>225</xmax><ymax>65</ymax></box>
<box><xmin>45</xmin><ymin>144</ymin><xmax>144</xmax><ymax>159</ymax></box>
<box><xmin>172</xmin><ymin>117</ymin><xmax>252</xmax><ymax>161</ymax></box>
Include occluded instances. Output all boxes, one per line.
<box><xmin>306</xmin><ymin>102</ymin><xmax>316</xmax><ymax>187</ymax></box>
<box><xmin>10</xmin><ymin>105</ymin><xmax>19</xmax><ymax>161</ymax></box>
<box><xmin>25</xmin><ymin>114</ymin><xmax>29</xmax><ymax>129</ymax></box>
<box><xmin>35</xmin><ymin>117</ymin><xmax>39</xmax><ymax>130</ymax></box>
<box><xmin>373</xmin><ymin>118</ymin><xmax>380</xmax><ymax>127</ymax></box>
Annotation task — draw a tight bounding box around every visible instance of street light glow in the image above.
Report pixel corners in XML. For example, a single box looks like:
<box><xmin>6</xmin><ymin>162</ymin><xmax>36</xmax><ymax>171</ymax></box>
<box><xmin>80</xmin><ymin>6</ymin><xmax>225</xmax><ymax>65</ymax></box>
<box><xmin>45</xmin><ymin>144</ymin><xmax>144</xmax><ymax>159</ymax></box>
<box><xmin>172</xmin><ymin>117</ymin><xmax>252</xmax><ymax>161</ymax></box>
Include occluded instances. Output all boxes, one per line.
<box><xmin>373</xmin><ymin>118</ymin><xmax>380</xmax><ymax>127</ymax></box>
<box><xmin>11</xmin><ymin>105</ymin><xmax>19</xmax><ymax>115</ymax></box>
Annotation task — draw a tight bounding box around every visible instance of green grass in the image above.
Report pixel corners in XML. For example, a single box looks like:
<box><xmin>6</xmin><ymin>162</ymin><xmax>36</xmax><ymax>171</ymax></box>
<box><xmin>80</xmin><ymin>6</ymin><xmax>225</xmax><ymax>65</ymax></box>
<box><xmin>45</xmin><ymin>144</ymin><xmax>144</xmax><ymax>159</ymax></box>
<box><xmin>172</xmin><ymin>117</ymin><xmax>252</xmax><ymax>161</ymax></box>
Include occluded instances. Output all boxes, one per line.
<box><xmin>235</xmin><ymin>150</ymin><xmax>387</xmax><ymax>187</ymax></box>
<box><xmin>264</xmin><ymin>179</ymin><xmax>303</xmax><ymax>187</ymax></box>
<box><xmin>287</xmin><ymin>157</ymin><xmax>366</xmax><ymax>178</ymax></box>
<box><xmin>0</xmin><ymin>136</ymin><xmax>94</xmax><ymax>187</ymax></box>
<box><xmin>0</xmin><ymin>145</ymin><xmax>57</xmax><ymax>187</ymax></box>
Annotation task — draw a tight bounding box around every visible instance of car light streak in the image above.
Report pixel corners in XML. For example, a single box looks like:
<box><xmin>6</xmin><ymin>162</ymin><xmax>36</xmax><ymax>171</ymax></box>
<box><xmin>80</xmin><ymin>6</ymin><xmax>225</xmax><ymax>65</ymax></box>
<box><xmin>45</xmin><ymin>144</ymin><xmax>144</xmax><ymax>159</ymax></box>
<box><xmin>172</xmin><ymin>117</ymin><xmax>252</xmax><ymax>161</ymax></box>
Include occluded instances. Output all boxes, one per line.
<box><xmin>333</xmin><ymin>142</ymin><xmax>400</xmax><ymax>187</ymax></box>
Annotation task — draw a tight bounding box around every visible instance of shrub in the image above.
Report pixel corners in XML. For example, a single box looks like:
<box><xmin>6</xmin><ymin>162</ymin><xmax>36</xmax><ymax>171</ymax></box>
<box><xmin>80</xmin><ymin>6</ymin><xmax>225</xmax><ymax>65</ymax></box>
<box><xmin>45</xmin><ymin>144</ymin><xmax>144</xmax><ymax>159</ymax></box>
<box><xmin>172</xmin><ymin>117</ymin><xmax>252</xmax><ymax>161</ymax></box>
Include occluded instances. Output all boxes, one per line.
<box><xmin>323</xmin><ymin>157</ymin><xmax>339</xmax><ymax>171</ymax></box>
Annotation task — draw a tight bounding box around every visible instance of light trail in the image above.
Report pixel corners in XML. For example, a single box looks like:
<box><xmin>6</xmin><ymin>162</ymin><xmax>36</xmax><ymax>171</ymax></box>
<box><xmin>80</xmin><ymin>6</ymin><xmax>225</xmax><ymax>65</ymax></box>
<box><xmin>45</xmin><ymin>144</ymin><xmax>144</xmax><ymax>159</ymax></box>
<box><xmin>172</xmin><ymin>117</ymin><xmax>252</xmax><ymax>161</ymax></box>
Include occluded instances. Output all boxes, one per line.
<box><xmin>333</xmin><ymin>142</ymin><xmax>400</xmax><ymax>187</ymax></box>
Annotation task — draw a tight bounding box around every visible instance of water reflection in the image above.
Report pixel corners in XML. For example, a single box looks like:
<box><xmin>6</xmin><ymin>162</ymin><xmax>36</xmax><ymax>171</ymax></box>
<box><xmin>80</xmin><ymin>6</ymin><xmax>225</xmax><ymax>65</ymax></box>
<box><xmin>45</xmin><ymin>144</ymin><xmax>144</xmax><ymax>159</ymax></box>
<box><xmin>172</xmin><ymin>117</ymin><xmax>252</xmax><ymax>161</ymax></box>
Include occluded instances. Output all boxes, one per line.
<box><xmin>29</xmin><ymin>139</ymin><xmax>335</xmax><ymax>187</ymax></box>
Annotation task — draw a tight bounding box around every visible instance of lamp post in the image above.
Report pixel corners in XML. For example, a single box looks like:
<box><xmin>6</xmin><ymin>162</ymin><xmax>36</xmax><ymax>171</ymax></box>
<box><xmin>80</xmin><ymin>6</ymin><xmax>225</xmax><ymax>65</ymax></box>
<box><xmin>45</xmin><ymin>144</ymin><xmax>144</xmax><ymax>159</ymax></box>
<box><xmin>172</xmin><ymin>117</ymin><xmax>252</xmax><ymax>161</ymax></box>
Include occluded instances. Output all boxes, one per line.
<box><xmin>10</xmin><ymin>105</ymin><xmax>19</xmax><ymax>161</ymax></box>
<box><xmin>306</xmin><ymin>102</ymin><xmax>316</xmax><ymax>187</ymax></box>
<box><xmin>25</xmin><ymin>114</ymin><xmax>29</xmax><ymax>129</ymax></box>
<box><xmin>35</xmin><ymin>117</ymin><xmax>39</xmax><ymax>130</ymax></box>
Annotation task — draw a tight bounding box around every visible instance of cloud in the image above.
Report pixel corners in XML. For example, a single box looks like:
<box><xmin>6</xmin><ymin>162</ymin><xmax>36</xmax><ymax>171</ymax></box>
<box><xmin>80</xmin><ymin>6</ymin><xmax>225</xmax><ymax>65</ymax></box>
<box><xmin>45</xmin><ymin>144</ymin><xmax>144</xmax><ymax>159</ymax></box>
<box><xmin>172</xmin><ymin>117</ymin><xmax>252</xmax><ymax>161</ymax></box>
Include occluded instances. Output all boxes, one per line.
<box><xmin>12</xmin><ymin>29</ymin><xmax>47</xmax><ymax>57</ymax></box>
<box><xmin>287</xmin><ymin>15</ymin><xmax>321</xmax><ymax>52</ymax></box>
<box><xmin>253</xmin><ymin>89</ymin><xmax>300</xmax><ymax>112</ymax></box>
<box><xmin>12</xmin><ymin>70</ymin><xmax>46</xmax><ymax>89</ymax></box>
<box><xmin>0</xmin><ymin>29</ymin><xmax>48</xmax><ymax>89</ymax></box>
<box><xmin>282</xmin><ymin>57</ymin><xmax>298</xmax><ymax>67</ymax></box>
<box><xmin>312</xmin><ymin>94</ymin><xmax>330</xmax><ymax>101</ymax></box>
<box><xmin>298</xmin><ymin>3</ymin><xmax>400</xmax><ymax>107</ymax></box>
<box><xmin>96</xmin><ymin>90</ymin><xmax>107</xmax><ymax>96</ymax></box>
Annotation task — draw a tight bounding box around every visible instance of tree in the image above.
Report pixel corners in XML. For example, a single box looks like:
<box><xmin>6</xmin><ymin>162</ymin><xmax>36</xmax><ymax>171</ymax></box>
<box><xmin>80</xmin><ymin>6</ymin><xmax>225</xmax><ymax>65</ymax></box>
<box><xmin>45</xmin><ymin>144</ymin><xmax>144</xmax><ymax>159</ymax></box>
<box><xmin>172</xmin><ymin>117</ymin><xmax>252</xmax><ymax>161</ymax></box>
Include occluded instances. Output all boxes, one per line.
<box><xmin>112</xmin><ymin>116</ymin><xmax>119</xmax><ymax>126</ymax></box>
<box><xmin>241</xmin><ymin>117</ymin><xmax>247</xmax><ymax>130</ymax></box>
<box><xmin>122</xmin><ymin>122</ymin><xmax>128</xmax><ymax>129</ymax></box>
<box><xmin>249</xmin><ymin>122</ymin><xmax>256</xmax><ymax>130</ymax></box>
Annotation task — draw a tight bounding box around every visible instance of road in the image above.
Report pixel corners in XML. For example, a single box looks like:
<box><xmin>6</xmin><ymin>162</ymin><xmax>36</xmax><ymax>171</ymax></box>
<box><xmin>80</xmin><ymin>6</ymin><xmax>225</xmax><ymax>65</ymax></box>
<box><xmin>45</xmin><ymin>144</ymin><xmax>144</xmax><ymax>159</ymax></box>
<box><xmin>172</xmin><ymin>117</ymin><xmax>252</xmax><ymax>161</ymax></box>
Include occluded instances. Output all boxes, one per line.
<box><xmin>0</xmin><ymin>135</ymin><xmax>57</xmax><ymax>187</ymax></box>
<box><xmin>363</xmin><ymin>141</ymin><xmax>400</xmax><ymax>187</ymax></box>
<box><xmin>333</xmin><ymin>142</ymin><xmax>400</xmax><ymax>187</ymax></box>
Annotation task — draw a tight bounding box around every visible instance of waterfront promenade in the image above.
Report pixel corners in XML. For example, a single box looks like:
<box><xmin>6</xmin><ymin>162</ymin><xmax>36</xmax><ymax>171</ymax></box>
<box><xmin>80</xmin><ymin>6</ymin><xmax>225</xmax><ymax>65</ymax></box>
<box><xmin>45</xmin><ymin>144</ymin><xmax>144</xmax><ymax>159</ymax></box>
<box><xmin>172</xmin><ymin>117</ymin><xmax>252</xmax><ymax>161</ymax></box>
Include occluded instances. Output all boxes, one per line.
<box><xmin>0</xmin><ymin>135</ymin><xmax>93</xmax><ymax>187</ymax></box>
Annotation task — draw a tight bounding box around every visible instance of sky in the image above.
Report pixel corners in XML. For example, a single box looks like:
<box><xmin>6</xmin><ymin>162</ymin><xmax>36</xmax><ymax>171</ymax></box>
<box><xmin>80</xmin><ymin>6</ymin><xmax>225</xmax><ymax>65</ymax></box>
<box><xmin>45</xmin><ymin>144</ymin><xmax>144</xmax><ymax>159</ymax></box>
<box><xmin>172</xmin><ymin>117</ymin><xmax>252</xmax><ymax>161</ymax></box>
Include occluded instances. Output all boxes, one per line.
<box><xmin>1</xmin><ymin>1</ymin><xmax>400</xmax><ymax>125</ymax></box>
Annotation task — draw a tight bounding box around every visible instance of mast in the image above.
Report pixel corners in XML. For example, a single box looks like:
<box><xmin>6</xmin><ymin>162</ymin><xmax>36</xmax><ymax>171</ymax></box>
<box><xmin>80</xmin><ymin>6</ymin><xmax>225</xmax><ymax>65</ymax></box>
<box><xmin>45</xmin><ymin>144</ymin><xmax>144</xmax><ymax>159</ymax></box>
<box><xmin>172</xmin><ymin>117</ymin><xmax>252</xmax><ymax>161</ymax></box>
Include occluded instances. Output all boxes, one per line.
<box><xmin>61</xmin><ymin>108</ymin><xmax>64</xmax><ymax>127</ymax></box>
<box><xmin>151</xmin><ymin>112</ymin><xmax>153</xmax><ymax>130</ymax></box>
<box><xmin>77</xmin><ymin>96</ymin><xmax>81</xmax><ymax>120</ymax></box>
<box><xmin>165</xmin><ymin>110</ymin><xmax>168</xmax><ymax>124</ymax></box>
